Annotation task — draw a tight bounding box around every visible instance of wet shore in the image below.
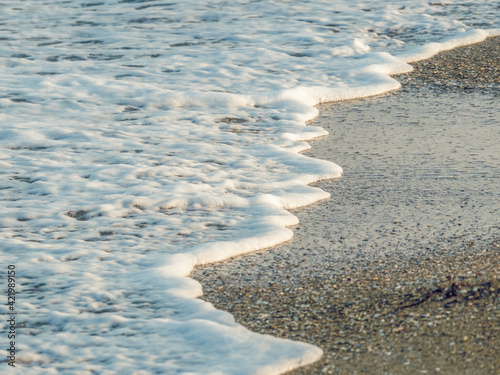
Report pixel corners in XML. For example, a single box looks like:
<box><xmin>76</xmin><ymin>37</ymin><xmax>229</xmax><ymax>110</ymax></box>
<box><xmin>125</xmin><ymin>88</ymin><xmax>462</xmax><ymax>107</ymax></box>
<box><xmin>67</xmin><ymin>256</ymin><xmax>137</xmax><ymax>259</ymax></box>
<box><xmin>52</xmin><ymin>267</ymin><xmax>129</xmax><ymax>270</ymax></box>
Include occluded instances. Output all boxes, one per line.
<box><xmin>192</xmin><ymin>37</ymin><xmax>500</xmax><ymax>374</ymax></box>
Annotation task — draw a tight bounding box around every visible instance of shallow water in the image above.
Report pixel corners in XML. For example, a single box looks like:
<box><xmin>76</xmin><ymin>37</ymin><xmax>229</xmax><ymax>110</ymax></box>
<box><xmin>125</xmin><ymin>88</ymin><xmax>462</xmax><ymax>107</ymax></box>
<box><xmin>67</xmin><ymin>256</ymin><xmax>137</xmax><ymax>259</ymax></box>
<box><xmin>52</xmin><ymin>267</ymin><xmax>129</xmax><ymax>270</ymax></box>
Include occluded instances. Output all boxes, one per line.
<box><xmin>309</xmin><ymin>89</ymin><xmax>499</xmax><ymax>257</ymax></box>
<box><xmin>1</xmin><ymin>1</ymin><xmax>499</xmax><ymax>373</ymax></box>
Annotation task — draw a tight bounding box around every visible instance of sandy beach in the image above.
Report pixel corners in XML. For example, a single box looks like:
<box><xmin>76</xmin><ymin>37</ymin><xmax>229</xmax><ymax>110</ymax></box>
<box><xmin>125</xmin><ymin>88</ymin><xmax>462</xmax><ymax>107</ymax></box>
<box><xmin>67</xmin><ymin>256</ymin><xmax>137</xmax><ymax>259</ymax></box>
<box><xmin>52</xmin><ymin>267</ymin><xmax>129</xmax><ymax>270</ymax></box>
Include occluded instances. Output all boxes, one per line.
<box><xmin>192</xmin><ymin>37</ymin><xmax>500</xmax><ymax>375</ymax></box>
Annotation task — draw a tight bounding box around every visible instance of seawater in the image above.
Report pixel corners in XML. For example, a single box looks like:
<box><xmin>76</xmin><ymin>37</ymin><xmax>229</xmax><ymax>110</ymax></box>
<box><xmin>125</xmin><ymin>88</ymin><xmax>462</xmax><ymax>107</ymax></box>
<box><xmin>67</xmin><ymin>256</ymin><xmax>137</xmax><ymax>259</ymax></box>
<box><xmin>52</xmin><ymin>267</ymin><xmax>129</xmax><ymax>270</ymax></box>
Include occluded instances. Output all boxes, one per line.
<box><xmin>0</xmin><ymin>1</ymin><xmax>498</xmax><ymax>373</ymax></box>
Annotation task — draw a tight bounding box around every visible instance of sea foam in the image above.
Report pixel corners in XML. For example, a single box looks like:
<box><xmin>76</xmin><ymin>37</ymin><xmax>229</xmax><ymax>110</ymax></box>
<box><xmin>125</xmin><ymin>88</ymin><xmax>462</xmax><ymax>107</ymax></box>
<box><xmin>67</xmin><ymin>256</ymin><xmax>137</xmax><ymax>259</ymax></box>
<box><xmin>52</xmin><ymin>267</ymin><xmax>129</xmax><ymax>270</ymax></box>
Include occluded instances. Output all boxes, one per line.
<box><xmin>0</xmin><ymin>0</ymin><xmax>498</xmax><ymax>373</ymax></box>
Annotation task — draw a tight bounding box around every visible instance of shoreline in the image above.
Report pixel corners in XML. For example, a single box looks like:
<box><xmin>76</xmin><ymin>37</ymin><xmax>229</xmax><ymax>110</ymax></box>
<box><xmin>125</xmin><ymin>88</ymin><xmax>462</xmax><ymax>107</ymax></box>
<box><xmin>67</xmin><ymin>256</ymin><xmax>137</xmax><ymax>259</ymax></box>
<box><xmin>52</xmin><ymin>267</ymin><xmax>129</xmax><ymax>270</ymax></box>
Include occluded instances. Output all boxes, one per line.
<box><xmin>192</xmin><ymin>36</ymin><xmax>500</xmax><ymax>374</ymax></box>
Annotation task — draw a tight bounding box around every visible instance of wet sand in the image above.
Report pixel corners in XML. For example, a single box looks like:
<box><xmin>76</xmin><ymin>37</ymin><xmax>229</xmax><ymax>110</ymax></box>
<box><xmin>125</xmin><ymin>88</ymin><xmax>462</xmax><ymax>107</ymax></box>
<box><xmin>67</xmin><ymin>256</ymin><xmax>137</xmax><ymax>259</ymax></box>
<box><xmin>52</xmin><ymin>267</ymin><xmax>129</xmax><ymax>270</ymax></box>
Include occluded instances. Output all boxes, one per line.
<box><xmin>192</xmin><ymin>37</ymin><xmax>500</xmax><ymax>374</ymax></box>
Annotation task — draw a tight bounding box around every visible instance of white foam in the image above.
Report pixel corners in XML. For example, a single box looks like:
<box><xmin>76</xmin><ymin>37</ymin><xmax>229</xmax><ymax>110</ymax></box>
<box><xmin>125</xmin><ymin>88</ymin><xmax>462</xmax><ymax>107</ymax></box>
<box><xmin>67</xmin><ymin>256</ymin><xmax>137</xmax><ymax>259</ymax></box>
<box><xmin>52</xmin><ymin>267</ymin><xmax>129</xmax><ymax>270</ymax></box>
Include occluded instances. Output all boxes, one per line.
<box><xmin>401</xmin><ymin>28</ymin><xmax>500</xmax><ymax>63</ymax></box>
<box><xmin>0</xmin><ymin>0</ymin><xmax>498</xmax><ymax>373</ymax></box>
